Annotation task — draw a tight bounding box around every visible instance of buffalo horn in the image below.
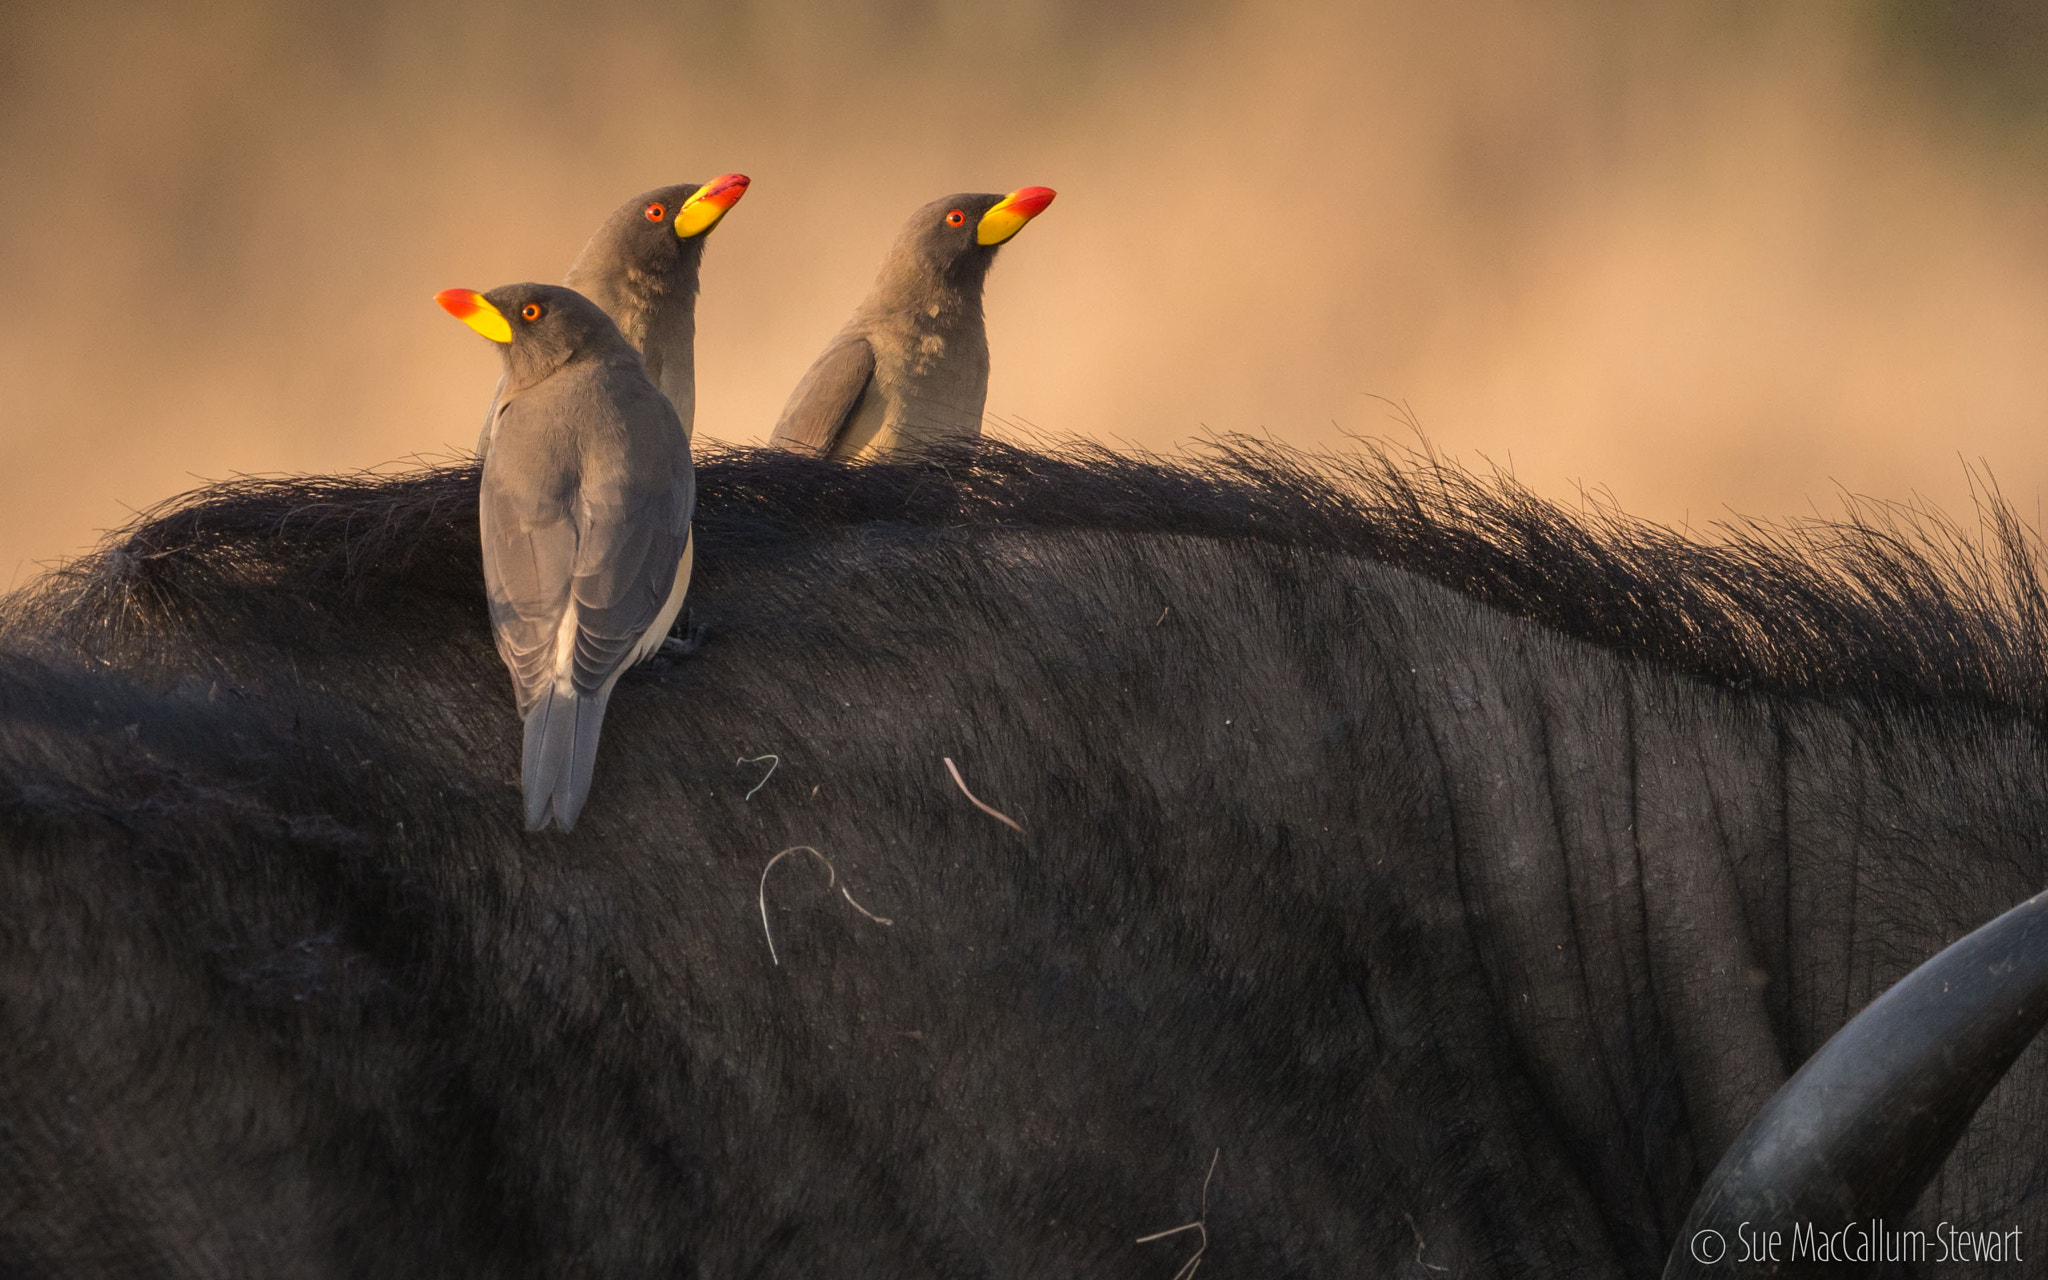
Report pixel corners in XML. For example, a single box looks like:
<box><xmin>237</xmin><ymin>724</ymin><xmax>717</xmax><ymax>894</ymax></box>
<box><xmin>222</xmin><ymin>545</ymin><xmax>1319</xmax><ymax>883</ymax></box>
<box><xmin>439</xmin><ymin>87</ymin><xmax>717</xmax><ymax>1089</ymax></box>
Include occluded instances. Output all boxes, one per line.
<box><xmin>1664</xmin><ymin>890</ymin><xmax>2048</xmax><ymax>1278</ymax></box>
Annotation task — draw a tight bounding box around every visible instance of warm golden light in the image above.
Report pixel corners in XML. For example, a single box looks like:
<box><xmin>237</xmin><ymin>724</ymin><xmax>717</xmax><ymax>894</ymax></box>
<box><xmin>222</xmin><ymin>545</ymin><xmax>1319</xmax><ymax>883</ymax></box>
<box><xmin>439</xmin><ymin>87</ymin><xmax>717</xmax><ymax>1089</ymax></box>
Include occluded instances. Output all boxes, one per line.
<box><xmin>3</xmin><ymin>3</ymin><xmax>2047</xmax><ymax>586</ymax></box>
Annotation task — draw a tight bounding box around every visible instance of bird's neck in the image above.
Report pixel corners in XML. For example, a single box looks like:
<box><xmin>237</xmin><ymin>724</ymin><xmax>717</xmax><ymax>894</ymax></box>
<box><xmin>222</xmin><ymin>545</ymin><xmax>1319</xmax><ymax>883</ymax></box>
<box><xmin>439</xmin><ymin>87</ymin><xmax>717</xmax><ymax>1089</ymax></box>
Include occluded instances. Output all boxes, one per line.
<box><xmin>564</xmin><ymin>244</ymin><xmax>702</xmax><ymax>346</ymax></box>
<box><xmin>866</xmin><ymin>266</ymin><xmax>985</xmax><ymax>334</ymax></box>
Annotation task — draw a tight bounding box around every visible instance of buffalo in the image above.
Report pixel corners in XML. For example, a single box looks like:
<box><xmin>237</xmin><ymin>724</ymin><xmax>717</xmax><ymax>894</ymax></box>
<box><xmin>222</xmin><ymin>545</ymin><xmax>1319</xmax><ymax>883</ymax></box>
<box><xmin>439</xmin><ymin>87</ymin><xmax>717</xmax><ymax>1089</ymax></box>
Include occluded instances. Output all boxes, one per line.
<box><xmin>1</xmin><ymin>438</ymin><xmax>2045</xmax><ymax>1277</ymax></box>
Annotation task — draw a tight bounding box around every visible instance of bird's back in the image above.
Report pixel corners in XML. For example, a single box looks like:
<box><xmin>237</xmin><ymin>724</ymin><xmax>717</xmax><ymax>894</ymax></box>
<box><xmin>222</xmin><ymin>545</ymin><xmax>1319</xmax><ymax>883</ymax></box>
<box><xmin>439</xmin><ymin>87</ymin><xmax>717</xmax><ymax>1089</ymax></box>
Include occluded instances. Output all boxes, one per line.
<box><xmin>481</xmin><ymin>352</ymin><xmax>693</xmax><ymax>832</ymax></box>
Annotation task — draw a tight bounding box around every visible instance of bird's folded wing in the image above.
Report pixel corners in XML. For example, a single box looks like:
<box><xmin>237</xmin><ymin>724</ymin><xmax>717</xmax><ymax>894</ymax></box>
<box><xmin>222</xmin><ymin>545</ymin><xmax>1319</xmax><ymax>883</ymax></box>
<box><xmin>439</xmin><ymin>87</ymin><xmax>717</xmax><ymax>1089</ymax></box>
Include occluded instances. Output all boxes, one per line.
<box><xmin>767</xmin><ymin>335</ymin><xmax>875</xmax><ymax>456</ymax></box>
<box><xmin>475</xmin><ymin>372</ymin><xmax>509</xmax><ymax>459</ymax></box>
<box><xmin>563</xmin><ymin>488</ymin><xmax>691</xmax><ymax>694</ymax></box>
<box><xmin>480</xmin><ymin>503</ymin><xmax>578</xmax><ymax>717</ymax></box>
<box><xmin>483</xmin><ymin>490</ymin><xmax>690</xmax><ymax>713</ymax></box>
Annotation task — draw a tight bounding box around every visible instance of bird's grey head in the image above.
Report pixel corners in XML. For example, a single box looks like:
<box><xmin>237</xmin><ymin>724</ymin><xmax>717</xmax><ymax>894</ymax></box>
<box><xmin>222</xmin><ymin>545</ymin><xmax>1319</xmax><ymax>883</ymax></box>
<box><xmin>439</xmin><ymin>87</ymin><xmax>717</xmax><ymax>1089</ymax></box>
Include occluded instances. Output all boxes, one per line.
<box><xmin>436</xmin><ymin>282</ymin><xmax>640</xmax><ymax>388</ymax></box>
<box><xmin>565</xmin><ymin>176</ymin><xmax>751</xmax><ymax>306</ymax></box>
<box><xmin>877</xmin><ymin>187</ymin><xmax>1057</xmax><ymax>304</ymax></box>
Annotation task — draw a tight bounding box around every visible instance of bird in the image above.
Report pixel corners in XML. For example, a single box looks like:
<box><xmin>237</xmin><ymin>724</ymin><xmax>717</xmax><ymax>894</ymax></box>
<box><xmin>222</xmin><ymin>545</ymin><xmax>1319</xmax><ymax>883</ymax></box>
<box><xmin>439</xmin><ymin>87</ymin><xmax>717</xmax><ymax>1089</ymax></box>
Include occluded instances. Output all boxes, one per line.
<box><xmin>438</xmin><ymin>282</ymin><xmax>695</xmax><ymax>832</ymax></box>
<box><xmin>766</xmin><ymin>186</ymin><xmax>1055</xmax><ymax>461</ymax></box>
<box><xmin>476</xmin><ymin>175</ymin><xmax>749</xmax><ymax>459</ymax></box>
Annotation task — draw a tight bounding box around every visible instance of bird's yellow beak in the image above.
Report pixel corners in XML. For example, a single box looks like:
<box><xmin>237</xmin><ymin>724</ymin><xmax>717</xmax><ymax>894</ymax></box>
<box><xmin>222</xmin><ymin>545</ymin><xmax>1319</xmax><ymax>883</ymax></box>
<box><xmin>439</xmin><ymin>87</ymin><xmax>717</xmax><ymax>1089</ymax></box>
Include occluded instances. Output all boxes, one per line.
<box><xmin>434</xmin><ymin>289</ymin><xmax>512</xmax><ymax>343</ymax></box>
<box><xmin>976</xmin><ymin>186</ymin><xmax>1056</xmax><ymax>247</ymax></box>
<box><xmin>674</xmin><ymin>173</ymin><xmax>751</xmax><ymax>238</ymax></box>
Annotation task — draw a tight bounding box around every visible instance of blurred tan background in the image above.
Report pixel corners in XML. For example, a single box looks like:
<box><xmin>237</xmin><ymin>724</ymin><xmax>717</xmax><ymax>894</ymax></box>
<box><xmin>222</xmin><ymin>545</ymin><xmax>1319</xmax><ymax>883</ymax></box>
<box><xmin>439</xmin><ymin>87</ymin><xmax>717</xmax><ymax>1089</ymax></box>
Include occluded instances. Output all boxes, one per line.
<box><xmin>4</xmin><ymin>0</ymin><xmax>2048</xmax><ymax>584</ymax></box>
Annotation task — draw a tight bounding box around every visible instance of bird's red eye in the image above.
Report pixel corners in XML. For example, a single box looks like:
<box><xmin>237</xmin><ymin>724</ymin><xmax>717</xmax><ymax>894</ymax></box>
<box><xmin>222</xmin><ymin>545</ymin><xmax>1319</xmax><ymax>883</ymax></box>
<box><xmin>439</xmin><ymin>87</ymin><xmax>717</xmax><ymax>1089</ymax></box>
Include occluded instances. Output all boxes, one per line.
<box><xmin>945</xmin><ymin>209</ymin><xmax>966</xmax><ymax>227</ymax></box>
<box><xmin>645</xmin><ymin>203</ymin><xmax>666</xmax><ymax>222</ymax></box>
<box><xmin>521</xmin><ymin>303</ymin><xmax>543</xmax><ymax>322</ymax></box>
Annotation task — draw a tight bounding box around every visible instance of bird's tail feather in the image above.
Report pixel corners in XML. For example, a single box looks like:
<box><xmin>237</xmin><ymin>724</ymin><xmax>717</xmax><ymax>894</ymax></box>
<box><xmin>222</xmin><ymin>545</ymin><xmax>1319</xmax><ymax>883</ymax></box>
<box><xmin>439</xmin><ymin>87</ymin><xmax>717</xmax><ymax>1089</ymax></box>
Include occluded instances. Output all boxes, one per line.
<box><xmin>521</xmin><ymin>685</ymin><xmax>613</xmax><ymax>832</ymax></box>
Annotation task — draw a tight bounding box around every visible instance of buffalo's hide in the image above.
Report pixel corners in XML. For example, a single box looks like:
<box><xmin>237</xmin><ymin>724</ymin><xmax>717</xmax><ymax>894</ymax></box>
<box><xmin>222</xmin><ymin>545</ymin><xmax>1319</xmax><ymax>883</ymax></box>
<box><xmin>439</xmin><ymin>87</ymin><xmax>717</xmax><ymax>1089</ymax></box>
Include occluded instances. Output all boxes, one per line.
<box><xmin>1</xmin><ymin>442</ymin><xmax>2044</xmax><ymax>1277</ymax></box>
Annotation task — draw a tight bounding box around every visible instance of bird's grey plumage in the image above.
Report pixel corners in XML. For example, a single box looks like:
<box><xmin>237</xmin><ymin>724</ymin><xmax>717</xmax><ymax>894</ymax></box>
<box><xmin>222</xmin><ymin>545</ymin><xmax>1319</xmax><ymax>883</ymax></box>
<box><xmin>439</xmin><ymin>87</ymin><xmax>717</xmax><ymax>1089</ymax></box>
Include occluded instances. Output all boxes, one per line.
<box><xmin>478</xmin><ymin>180</ymin><xmax>739</xmax><ymax>459</ymax></box>
<box><xmin>768</xmin><ymin>190</ymin><xmax>1047</xmax><ymax>461</ymax></box>
<box><xmin>469</xmin><ymin>283</ymin><xmax>695</xmax><ymax>832</ymax></box>
<box><xmin>767</xmin><ymin>333</ymin><xmax>876</xmax><ymax>457</ymax></box>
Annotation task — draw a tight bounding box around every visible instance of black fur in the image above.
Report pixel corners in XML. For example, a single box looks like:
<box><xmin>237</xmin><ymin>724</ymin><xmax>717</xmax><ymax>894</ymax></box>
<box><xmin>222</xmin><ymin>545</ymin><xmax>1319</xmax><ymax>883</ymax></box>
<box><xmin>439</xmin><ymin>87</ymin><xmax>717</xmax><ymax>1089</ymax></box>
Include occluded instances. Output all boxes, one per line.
<box><xmin>14</xmin><ymin>437</ymin><xmax>2048</xmax><ymax>724</ymax></box>
<box><xmin>1</xmin><ymin>439</ymin><xmax>2045</xmax><ymax>1277</ymax></box>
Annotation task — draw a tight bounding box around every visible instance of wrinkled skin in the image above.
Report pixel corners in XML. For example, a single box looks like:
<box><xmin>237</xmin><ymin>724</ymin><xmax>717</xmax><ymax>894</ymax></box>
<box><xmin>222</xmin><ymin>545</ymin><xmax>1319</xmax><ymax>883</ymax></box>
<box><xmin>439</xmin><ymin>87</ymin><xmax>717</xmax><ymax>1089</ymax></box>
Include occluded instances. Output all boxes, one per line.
<box><xmin>0</xmin><ymin>451</ymin><xmax>2043</xmax><ymax>1277</ymax></box>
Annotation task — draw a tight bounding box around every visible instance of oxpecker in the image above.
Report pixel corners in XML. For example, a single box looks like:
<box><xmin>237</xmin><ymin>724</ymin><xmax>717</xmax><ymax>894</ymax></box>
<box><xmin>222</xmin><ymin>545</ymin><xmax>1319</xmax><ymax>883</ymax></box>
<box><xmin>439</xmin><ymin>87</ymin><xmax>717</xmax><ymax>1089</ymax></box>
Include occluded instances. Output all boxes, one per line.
<box><xmin>767</xmin><ymin>186</ymin><xmax>1055</xmax><ymax>461</ymax></box>
<box><xmin>439</xmin><ymin>283</ymin><xmax>695</xmax><ymax>832</ymax></box>
<box><xmin>477</xmin><ymin>175</ymin><xmax>749</xmax><ymax>459</ymax></box>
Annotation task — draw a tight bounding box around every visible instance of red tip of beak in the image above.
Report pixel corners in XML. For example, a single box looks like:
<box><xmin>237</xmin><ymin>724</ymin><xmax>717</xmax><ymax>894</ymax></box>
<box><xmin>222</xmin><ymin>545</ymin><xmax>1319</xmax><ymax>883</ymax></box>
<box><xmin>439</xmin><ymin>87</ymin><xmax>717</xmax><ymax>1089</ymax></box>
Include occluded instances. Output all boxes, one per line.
<box><xmin>1006</xmin><ymin>186</ymin><xmax>1056</xmax><ymax>219</ymax></box>
<box><xmin>696</xmin><ymin>173</ymin><xmax>750</xmax><ymax>210</ymax></box>
<box><xmin>435</xmin><ymin>288</ymin><xmax>484</xmax><ymax>319</ymax></box>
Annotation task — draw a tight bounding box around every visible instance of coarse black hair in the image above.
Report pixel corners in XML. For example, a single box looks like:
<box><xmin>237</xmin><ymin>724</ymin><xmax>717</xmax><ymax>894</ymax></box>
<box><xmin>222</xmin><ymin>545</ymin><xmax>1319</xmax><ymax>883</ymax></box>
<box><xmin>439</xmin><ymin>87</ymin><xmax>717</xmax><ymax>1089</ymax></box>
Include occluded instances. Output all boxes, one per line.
<box><xmin>11</xmin><ymin>436</ymin><xmax>2045</xmax><ymax>725</ymax></box>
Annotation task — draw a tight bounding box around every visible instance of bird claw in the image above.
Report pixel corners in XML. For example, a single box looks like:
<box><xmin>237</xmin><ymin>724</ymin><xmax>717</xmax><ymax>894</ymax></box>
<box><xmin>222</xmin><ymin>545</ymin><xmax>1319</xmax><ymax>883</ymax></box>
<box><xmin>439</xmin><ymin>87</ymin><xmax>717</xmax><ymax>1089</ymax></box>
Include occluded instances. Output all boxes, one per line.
<box><xmin>650</xmin><ymin>608</ymin><xmax>709</xmax><ymax>662</ymax></box>
<box><xmin>657</xmin><ymin>630</ymin><xmax>705</xmax><ymax>660</ymax></box>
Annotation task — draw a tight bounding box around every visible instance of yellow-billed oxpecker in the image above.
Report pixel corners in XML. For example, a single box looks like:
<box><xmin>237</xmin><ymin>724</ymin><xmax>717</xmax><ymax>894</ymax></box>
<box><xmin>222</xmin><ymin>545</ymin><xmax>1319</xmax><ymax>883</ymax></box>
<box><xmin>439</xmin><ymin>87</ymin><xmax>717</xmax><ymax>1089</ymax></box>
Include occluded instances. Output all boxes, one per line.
<box><xmin>439</xmin><ymin>283</ymin><xmax>694</xmax><ymax>832</ymax></box>
<box><xmin>767</xmin><ymin>186</ymin><xmax>1055</xmax><ymax>460</ymax></box>
<box><xmin>477</xmin><ymin>175</ymin><xmax>749</xmax><ymax>459</ymax></box>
